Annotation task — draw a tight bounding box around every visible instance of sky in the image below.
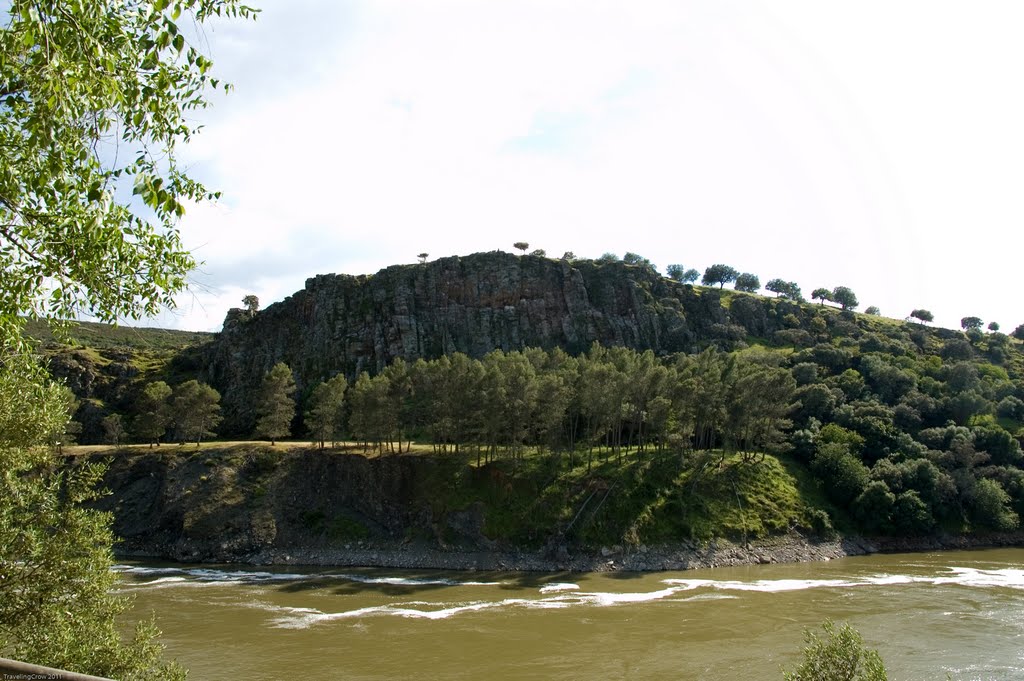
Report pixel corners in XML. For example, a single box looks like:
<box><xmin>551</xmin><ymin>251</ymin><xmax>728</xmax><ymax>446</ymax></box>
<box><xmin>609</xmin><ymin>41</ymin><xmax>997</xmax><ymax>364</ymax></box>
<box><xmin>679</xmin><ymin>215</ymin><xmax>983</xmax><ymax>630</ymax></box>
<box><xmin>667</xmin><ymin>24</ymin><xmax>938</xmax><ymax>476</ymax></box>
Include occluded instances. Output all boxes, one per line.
<box><xmin>150</xmin><ymin>0</ymin><xmax>1023</xmax><ymax>332</ymax></box>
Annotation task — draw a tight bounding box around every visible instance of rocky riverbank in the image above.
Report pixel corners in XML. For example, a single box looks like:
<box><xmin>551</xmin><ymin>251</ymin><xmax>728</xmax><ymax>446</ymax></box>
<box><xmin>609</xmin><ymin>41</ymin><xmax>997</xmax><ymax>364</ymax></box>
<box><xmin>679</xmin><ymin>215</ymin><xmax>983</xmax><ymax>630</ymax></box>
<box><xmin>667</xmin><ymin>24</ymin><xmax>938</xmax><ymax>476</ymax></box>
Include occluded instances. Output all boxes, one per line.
<box><xmin>114</xmin><ymin>531</ymin><xmax>1024</xmax><ymax>573</ymax></box>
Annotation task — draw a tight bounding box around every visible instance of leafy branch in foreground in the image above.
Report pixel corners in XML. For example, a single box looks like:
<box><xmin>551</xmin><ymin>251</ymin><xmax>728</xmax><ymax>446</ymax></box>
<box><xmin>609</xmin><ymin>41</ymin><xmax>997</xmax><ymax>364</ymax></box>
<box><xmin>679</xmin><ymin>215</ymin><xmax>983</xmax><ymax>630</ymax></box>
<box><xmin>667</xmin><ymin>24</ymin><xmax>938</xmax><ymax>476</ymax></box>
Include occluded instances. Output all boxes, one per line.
<box><xmin>0</xmin><ymin>0</ymin><xmax>256</xmax><ymax>677</ymax></box>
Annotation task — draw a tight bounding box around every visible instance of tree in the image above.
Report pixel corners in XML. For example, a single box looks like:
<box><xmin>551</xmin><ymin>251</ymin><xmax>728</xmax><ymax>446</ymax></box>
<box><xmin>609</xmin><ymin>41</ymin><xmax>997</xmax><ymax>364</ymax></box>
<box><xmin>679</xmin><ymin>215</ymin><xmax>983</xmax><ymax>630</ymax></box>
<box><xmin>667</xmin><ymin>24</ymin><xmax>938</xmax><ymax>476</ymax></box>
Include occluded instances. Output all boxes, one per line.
<box><xmin>702</xmin><ymin>264</ymin><xmax>739</xmax><ymax>288</ymax></box>
<box><xmin>988</xmin><ymin>321</ymin><xmax>1000</xmax><ymax>332</ymax></box>
<box><xmin>417</xmin><ymin>252</ymin><xmax>428</xmax><ymax>264</ymax></box>
<box><xmin>0</xmin><ymin>356</ymin><xmax>185</xmax><ymax>679</ymax></box>
<box><xmin>766</xmin><ymin>279</ymin><xmax>789</xmax><ymax>297</ymax></box>
<box><xmin>909</xmin><ymin>309</ymin><xmax>933</xmax><ymax>324</ymax></box>
<box><xmin>170</xmin><ymin>380</ymin><xmax>222</xmax><ymax>446</ymax></box>
<box><xmin>831</xmin><ymin>286</ymin><xmax>858</xmax><ymax>311</ymax></box>
<box><xmin>101</xmin><ymin>413</ymin><xmax>125</xmax><ymax>446</ymax></box>
<box><xmin>530</xmin><ymin>248</ymin><xmax>546</xmax><ymax>257</ymax></box>
<box><xmin>513</xmin><ymin>241</ymin><xmax>529</xmax><ymax>254</ymax></box>
<box><xmin>811</xmin><ymin>288</ymin><xmax>833</xmax><ymax>306</ymax></box>
<box><xmin>255</xmin><ymin>363</ymin><xmax>297</xmax><ymax>445</ymax></box>
<box><xmin>682</xmin><ymin>268</ymin><xmax>700</xmax><ymax>284</ymax></box>
<box><xmin>0</xmin><ymin>1</ymin><xmax>253</xmax><ymax>676</ymax></box>
<box><xmin>864</xmin><ymin>306</ymin><xmax>880</xmax><ymax>315</ymax></box>
<box><xmin>666</xmin><ymin>264</ymin><xmax>686</xmax><ymax>281</ymax></box>
<box><xmin>242</xmin><ymin>294</ymin><xmax>259</xmax><ymax>317</ymax></box>
<box><xmin>734</xmin><ymin>272</ymin><xmax>760</xmax><ymax>293</ymax></box>
<box><xmin>133</xmin><ymin>381</ymin><xmax>173</xmax><ymax>447</ymax></box>
<box><xmin>623</xmin><ymin>252</ymin><xmax>651</xmax><ymax>267</ymax></box>
<box><xmin>596</xmin><ymin>252</ymin><xmax>619</xmax><ymax>265</ymax></box>
<box><xmin>305</xmin><ymin>375</ymin><xmax>347</xmax><ymax>449</ymax></box>
<box><xmin>783</xmin><ymin>619</ymin><xmax>887</xmax><ymax>681</ymax></box>
<box><xmin>1013</xmin><ymin>323</ymin><xmax>1024</xmax><ymax>341</ymax></box>
<box><xmin>961</xmin><ymin>316</ymin><xmax>983</xmax><ymax>330</ymax></box>
<box><xmin>561</xmin><ymin>251</ymin><xmax>576</xmax><ymax>262</ymax></box>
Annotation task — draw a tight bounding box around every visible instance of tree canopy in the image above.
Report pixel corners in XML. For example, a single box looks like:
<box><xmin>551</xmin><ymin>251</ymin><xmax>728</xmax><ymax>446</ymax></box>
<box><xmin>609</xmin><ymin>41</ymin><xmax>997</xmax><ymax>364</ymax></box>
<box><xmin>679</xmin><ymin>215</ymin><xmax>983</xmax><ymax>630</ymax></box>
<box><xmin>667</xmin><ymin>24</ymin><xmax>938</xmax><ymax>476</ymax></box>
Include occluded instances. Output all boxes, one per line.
<box><xmin>961</xmin><ymin>316</ymin><xmax>983</xmax><ymax>330</ymax></box>
<box><xmin>910</xmin><ymin>309</ymin><xmax>933</xmax><ymax>324</ymax></box>
<box><xmin>831</xmin><ymin>286</ymin><xmax>859</xmax><ymax>311</ymax></box>
<box><xmin>255</xmin><ymin>362</ymin><xmax>297</xmax><ymax>445</ymax></box>
<box><xmin>734</xmin><ymin>272</ymin><xmax>760</xmax><ymax>293</ymax></box>
<box><xmin>702</xmin><ymin>264</ymin><xmax>739</xmax><ymax>288</ymax></box>
<box><xmin>0</xmin><ymin>1</ymin><xmax>254</xmax><ymax>676</ymax></box>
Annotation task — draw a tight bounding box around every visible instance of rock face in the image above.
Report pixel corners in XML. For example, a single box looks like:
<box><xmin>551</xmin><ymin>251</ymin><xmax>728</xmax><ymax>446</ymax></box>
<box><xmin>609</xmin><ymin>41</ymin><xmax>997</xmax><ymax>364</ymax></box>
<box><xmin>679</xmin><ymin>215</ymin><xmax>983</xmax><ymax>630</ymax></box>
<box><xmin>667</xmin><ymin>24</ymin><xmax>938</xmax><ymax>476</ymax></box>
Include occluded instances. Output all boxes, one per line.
<box><xmin>202</xmin><ymin>252</ymin><xmax>800</xmax><ymax>435</ymax></box>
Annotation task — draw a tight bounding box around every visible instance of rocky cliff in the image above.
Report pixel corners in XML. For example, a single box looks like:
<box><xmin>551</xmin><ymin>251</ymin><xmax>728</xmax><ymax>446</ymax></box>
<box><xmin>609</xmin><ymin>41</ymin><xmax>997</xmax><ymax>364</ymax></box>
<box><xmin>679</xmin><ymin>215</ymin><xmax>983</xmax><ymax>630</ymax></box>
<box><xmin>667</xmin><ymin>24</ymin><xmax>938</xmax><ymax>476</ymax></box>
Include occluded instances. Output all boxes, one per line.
<box><xmin>203</xmin><ymin>252</ymin><xmax>810</xmax><ymax>435</ymax></box>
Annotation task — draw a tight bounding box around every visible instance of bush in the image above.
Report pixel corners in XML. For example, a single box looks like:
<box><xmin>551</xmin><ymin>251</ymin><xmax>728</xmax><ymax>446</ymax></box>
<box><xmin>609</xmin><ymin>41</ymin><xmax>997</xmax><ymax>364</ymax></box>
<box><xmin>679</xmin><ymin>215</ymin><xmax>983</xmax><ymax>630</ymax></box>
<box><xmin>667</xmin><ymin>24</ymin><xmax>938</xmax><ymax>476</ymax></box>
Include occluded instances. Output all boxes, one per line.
<box><xmin>783</xmin><ymin>619</ymin><xmax>887</xmax><ymax>681</ymax></box>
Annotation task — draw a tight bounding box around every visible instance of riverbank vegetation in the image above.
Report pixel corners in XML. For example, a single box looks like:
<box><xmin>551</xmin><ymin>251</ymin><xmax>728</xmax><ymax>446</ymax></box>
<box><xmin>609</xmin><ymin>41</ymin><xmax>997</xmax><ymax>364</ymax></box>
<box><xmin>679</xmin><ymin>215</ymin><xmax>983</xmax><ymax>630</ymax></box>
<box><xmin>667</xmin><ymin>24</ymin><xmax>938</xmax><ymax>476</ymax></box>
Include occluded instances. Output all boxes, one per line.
<box><xmin>66</xmin><ymin>303</ymin><xmax>1024</xmax><ymax>543</ymax></box>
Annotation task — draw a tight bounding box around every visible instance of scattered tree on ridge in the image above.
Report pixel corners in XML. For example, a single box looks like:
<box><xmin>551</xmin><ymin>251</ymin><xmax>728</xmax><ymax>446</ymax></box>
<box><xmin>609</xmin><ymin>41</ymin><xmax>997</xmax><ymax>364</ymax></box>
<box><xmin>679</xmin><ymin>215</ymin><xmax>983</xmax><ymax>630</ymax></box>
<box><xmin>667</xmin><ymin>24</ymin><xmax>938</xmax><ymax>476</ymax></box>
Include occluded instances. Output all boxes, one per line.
<box><xmin>988</xmin><ymin>322</ymin><xmax>1000</xmax><ymax>332</ymax></box>
<box><xmin>961</xmin><ymin>316</ymin><xmax>983</xmax><ymax>330</ymax></box>
<box><xmin>1014</xmin><ymin>324</ymin><xmax>1024</xmax><ymax>341</ymax></box>
<box><xmin>734</xmin><ymin>272</ymin><xmax>760</xmax><ymax>293</ymax></box>
<box><xmin>530</xmin><ymin>249</ymin><xmax>547</xmax><ymax>257</ymax></box>
<box><xmin>596</xmin><ymin>252</ymin><xmax>619</xmax><ymax>265</ymax></box>
<box><xmin>910</xmin><ymin>309</ymin><xmax>934</xmax><ymax>324</ymax></box>
<box><xmin>513</xmin><ymin>242</ymin><xmax>529</xmax><ymax>254</ymax></box>
<box><xmin>831</xmin><ymin>286</ymin><xmax>859</xmax><ymax>311</ymax></box>
<box><xmin>417</xmin><ymin>253</ymin><xmax>429</xmax><ymax>264</ymax></box>
<box><xmin>255</xmin><ymin>363</ymin><xmax>297</xmax><ymax>445</ymax></box>
<box><xmin>561</xmin><ymin>251</ymin><xmax>576</xmax><ymax>262</ymax></box>
<box><xmin>682</xmin><ymin>268</ymin><xmax>700</xmax><ymax>284</ymax></box>
<box><xmin>242</xmin><ymin>294</ymin><xmax>260</xmax><ymax>317</ymax></box>
<box><xmin>666</xmin><ymin>264</ymin><xmax>686</xmax><ymax>281</ymax></box>
<box><xmin>623</xmin><ymin>252</ymin><xmax>652</xmax><ymax>267</ymax></box>
<box><xmin>864</xmin><ymin>306</ymin><xmax>880</xmax><ymax>316</ymax></box>
<box><xmin>766</xmin><ymin>279</ymin><xmax>790</xmax><ymax>297</ymax></box>
<box><xmin>702</xmin><ymin>264</ymin><xmax>739</xmax><ymax>288</ymax></box>
<box><xmin>811</xmin><ymin>288</ymin><xmax>833</xmax><ymax>306</ymax></box>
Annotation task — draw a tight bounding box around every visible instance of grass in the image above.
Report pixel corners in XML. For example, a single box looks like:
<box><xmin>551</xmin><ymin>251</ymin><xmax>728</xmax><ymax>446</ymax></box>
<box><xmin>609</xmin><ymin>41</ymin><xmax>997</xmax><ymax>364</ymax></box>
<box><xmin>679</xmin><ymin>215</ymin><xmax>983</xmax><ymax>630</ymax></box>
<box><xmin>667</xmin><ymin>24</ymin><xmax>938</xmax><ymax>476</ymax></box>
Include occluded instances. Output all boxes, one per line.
<box><xmin>24</xmin><ymin>318</ymin><xmax>213</xmax><ymax>352</ymax></box>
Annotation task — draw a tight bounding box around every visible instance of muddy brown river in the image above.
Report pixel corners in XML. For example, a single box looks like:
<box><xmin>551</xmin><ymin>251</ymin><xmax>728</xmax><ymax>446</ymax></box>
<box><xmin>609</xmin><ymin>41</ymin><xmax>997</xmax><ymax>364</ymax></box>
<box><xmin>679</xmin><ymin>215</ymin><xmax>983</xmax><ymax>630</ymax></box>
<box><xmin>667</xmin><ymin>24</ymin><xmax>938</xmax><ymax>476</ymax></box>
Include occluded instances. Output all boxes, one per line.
<box><xmin>118</xmin><ymin>548</ymin><xmax>1024</xmax><ymax>680</ymax></box>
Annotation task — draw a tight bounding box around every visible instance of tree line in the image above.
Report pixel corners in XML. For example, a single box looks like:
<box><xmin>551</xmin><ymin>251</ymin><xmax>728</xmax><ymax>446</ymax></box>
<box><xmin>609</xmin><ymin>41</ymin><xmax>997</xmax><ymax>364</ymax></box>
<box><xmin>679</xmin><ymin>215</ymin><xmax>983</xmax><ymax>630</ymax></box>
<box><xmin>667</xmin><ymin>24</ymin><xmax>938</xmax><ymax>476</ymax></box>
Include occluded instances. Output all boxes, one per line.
<box><xmin>115</xmin><ymin>322</ymin><xmax>1024</xmax><ymax>537</ymax></box>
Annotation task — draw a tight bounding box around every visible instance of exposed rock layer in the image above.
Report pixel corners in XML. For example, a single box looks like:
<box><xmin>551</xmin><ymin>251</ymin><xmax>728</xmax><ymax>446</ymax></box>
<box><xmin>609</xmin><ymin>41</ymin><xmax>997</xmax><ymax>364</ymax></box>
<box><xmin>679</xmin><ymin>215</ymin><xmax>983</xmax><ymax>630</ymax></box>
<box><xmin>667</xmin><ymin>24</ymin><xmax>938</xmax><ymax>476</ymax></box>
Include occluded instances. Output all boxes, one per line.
<box><xmin>203</xmin><ymin>252</ymin><xmax>807</xmax><ymax>434</ymax></box>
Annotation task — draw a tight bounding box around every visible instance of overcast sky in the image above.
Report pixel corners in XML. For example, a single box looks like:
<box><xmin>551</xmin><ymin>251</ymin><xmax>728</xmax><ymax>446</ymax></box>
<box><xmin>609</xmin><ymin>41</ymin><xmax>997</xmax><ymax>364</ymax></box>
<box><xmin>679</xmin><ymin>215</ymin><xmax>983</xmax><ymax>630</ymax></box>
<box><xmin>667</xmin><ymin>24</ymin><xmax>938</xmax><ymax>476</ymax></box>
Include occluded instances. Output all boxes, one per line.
<box><xmin>150</xmin><ymin>0</ymin><xmax>1023</xmax><ymax>332</ymax></box>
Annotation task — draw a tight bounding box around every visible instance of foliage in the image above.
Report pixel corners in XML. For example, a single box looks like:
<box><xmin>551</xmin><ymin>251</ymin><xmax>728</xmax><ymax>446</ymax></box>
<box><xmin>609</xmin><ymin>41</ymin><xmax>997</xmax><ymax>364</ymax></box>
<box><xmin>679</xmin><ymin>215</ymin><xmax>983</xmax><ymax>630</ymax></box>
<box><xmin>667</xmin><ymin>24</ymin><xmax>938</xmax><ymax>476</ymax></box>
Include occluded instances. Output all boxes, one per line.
<box><xmin>961</xmin><ymin>316</ymin><xmax>983</xmax><ymax>331</ymax></box>
<box><xmin>305</xmin><ymin>374</ymin><xmax>348</xmax><ymax>449</ymax></box>
<box><xmin>766</xmin><ymin>278</ymin><xmax>802</xmax><ymax>301</ymax></box>
<box><xmin>909</xmin><ymin>309</ymin><xmax>933</xmax><ymax>324</ymax></box>
<box><xmin>170</xmin><ymin>380</ymin><xmax>222</xmax><ymax>445</ymax></box>
<box><xmin>530</xmin><ymin>248</ymin><xmax>546</xmax><ymax>257</ymax></box>
<box><xmin>0</xmin><ymin>356</ymin><xmax>185</xmax><ymax>679</ymax></box>
<box><xmin>417</xmin><ymin>252</ymin><xmax>428</xmax><ymax>264</ymax></box>
<box><xmin>864</xmin><ymin>306</ymin><xmax>880</xmax><ymax>316</ymax></box>
<box><xmin>254</xmin><ymin>363</ymin><xmax>297</xmax><ymax>445</ymax></box>
<box><xmin>0</xmin><ymin>0</ymin><xmax>254</xmax><ymax>676</ymax></box>
<box><xmin>1</xmin><ymin>0</ymin><xmax>255</xmax><ymax>328</ymax></box>
<box><xmin>734</xmin><ymin>272</ymin><xmax>760</xmax><ymax>293</ymax></box>
<box><xmin>988</xmin><ymin>322</ymin><xmax>1000</xmax><ymax>332</ymax></box>
<box><xmin>782</xmin><ymin>620</ymin><xmax>887</xmax><ymax>681</ymax></box>
<box><xmin>666</xmin><ymin>264</ymin><xmax>686</xmax><ymax>282</ymax></box>
<box><xmin>1013</xmin><ymin>324</ymin><xmax>1024</xmax><ymax>341</ymax></box>
<box><xmin>513</xmin><ymin>242</ymin><xmax>529</xmax><ymax>254</ymax></box>
<box><xmin>596</xmin><ymin>252</ymin><xmax>619</xmax><ymax>265</ymax></box>
<box><xmin>560</xmin><ymin>251</ymin><xmax>576</xmax><ymax>262</ymax></box>
<box><xmin>133</xmin><ymin>381</ymin><xmax>173</xmax><ymax>446</ymax></box>
<box><xmin>242</xmin><ymin>295</ymin><xmax>259</xmax><ymax>316</ymax></box>
<box><xmin>702</xmin><ymin>263</ymin><xmax>739</xmax><ymax>288</ymax></box>
<box><xmin>811</xmin><ymin>288</ymin><xmax>832</xmax><ymax>305</ymax></box>
<box><xmin>831</xmin><ymin>286</ymin><xmax>859</xmax><ymax>311</ymax></box>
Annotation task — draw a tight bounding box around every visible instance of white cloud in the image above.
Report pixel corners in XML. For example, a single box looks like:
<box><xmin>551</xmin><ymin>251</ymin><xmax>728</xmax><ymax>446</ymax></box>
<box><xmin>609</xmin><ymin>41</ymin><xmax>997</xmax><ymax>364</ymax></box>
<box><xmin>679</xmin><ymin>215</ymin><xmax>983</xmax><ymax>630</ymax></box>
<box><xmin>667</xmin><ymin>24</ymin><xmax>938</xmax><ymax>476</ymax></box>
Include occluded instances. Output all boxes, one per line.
<box><xmin>159</xmin><ymin>0</ymin><xmax>1024</xmax><ymax>332</ymax></box>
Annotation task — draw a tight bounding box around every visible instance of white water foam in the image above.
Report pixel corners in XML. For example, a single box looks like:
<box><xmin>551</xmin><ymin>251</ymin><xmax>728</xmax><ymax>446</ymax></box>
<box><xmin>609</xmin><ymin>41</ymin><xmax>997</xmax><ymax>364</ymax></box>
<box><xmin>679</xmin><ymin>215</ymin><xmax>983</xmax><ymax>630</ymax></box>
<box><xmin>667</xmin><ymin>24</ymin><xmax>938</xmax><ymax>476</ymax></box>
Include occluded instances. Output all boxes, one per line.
<box><xmin>539</xmin><ymin>582</ymin><xmax>579</xmax><ymax>593</ymax></box>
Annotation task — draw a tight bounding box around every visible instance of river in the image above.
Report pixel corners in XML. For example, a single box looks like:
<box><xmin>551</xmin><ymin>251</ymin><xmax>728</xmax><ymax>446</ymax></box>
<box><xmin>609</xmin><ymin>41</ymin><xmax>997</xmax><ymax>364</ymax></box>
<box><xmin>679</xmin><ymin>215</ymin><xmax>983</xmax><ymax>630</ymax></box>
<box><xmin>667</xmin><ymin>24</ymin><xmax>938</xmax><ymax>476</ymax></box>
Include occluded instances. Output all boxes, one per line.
<box><xmin>117</xmin><ymin>548</ymin><xmax>1024</xmax><ymax>680</ymax></box>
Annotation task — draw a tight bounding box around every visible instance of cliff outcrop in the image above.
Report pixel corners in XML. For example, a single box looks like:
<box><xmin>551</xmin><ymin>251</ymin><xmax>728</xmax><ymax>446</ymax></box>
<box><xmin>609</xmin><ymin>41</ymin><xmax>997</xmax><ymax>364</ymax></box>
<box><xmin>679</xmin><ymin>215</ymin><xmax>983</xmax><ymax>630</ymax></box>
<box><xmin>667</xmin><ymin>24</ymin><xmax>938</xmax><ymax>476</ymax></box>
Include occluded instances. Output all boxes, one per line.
<box><xmin>203</xmin><ymin>252</ymin><xmax>807</xmax><ymax>435</ymax></box>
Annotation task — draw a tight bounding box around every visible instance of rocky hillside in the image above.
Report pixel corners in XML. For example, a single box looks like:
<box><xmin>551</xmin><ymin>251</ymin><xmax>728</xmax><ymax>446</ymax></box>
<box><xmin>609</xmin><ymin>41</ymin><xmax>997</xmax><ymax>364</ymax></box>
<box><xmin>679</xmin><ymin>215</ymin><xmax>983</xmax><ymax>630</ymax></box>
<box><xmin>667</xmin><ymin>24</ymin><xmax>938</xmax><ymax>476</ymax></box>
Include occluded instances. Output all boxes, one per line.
<box><xmin>203</xmin><ymin>251</ymin><xmax>815</xmax><ymax>434</ymax></box>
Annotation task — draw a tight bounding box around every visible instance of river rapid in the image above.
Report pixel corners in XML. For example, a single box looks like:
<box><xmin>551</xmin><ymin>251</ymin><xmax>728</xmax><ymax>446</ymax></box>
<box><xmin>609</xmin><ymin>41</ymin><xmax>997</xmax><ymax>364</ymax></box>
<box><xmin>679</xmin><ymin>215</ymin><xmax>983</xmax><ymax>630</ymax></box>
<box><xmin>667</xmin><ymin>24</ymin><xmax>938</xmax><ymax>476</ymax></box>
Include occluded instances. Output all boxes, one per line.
<box><xmin>118</xmin><ymin>548</ymin><xmax>1024</xmax><ymax>680</ymax></box>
